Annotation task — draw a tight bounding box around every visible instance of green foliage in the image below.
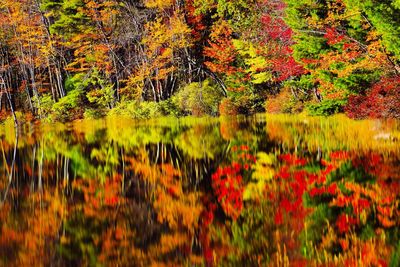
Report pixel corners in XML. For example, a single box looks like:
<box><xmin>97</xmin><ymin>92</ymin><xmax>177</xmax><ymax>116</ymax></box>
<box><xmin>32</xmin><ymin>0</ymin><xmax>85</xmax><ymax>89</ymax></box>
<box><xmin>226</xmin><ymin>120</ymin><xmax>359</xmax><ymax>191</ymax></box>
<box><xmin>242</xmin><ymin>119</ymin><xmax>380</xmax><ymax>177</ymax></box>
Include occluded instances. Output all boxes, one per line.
<box><xmin>107</xmin><ymin>99</ymin><xmax>179</xmax><ymax>119</ymax></box>
<box><xmin>32</xmin><ymin>94</ymin><xmax>55</xmax><ymax>120</ymax></box>
<box><xmin>347</xmin><ymin>0</ymin><xmax>400</xmax><ymax>62</ymax></box>
<box><xmin>83</xmin><ymin>108</ymin><xmax>102</xmax><ymax>119</ymax></box>
<box><xmin>307</xmin><ymin>99</ymin><xmax>347</xmax><ymax>116</ymax></box>
<box><xmin>41</xmin><ymin>0</ymin><xmax>90</xmax><ymax>38</ymax></box>
<box><xmin>52</xmin><ymin>89</ymin><xmax>83</xmax><ymax>121</ymax></box>
<box><xmin>391</xmin><ymin>241</ymin><xmax>400</xmax><ymax>267</ymax></box>
<box><xmin>172</xmin><ymin>80</ymin><xmax>224</xmax><ymax>116</ymax></box>
<box><xmin>86</xmin><ymin>83</ymin><xmax>114</xmax><ymax>110</ymax></box>
<box><xmin>108</xmin><ymin>101</ymin><xmax>158</xmax><ymax>119</ymax></box>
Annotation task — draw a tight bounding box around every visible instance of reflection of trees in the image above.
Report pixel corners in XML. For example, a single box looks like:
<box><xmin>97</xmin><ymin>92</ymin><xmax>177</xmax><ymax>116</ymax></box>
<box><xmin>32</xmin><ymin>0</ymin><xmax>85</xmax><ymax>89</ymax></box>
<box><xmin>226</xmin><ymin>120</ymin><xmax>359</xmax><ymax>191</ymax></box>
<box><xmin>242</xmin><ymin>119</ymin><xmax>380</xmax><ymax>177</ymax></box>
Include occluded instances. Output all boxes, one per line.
<box><xmin>265</xmin><ymin>114</ymin><xmax>400</xmax><ymax>153</ymax></box>
<box><xmin>217</xmin><ymin>150</ymin><xmax>400</xmax><ymax>266</ymax></box>
<box><xmin>0</xmin><ymin>119</ymin><xmax>234</xmax><ymax>265</ymax></box>
<box><xmin>302</xmin><ymin>153</ymin><xmax>400</xmax><ymax>265</ymax></box>
<box><xmin>0</xmin><ymin>117</ymin><xmax>399</xmax><ymax>265</ymax></box>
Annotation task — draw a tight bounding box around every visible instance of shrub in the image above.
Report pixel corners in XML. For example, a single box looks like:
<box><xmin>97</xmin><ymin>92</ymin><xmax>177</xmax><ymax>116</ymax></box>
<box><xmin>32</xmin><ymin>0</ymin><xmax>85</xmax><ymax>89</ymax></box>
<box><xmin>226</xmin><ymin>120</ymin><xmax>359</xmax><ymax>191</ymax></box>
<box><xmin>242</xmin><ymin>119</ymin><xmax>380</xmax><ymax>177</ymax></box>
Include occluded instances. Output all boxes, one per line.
<box><xmin>32</xmin><ymin>93</ymin><xmax>54</xmax><ymax>120</ymax></box>
<box><xmin>345</xmin><ymin>76</ymin><xmax>400</xmax><ymax>119</ymax></box>
<box><xmin>219</xmin><ymin>91</ymin><xmax>265</xmax><ymax>116</ymax></box>
<box><xmin>172</xmin><ymin>80</ymin><xmax>224</xmax><ymax>116</ymax></box>
<box><xmin>52</xmin><ymin>89</ymin><xmax>84</xmax><ymax>121</ymax></box>
<box><xmin>265</xmin><ymin>87</ymin><xmax>300</xmax><ymax>114</ymax></box>
<box><xmin>84</xmin><ymin>108</ymin><xmax>104</xmax><ymax>119</ymax></box>
<box><xmin>219</xmin><ymin>97</ymin><xmax>239</xmax><ymax>116</ymax></box>
<box><xmin>108</xmin><ymin>100</ymin><xmax>175</xmax><ymax>119</ymax></box>
<box><xmin>307</xmin><ymin>99</ymin><xmax>346</xmax><ymax>116</ymax></box>
<box><xmin>157</xmin><ymin>99</ymin><xmax>182</xmax><ymax>117</ymax></box>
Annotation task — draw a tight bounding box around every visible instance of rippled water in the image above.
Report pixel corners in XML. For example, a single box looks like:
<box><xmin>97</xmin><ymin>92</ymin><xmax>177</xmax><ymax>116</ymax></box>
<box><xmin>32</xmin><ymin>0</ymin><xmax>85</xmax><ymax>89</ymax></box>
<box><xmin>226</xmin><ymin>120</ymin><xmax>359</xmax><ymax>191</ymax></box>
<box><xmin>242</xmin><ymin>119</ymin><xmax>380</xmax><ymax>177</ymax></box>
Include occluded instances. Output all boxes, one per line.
<box><xmin>0</xmin><ymin>115</ymin><xmax>399</xmax><ymax>266</ymax></box>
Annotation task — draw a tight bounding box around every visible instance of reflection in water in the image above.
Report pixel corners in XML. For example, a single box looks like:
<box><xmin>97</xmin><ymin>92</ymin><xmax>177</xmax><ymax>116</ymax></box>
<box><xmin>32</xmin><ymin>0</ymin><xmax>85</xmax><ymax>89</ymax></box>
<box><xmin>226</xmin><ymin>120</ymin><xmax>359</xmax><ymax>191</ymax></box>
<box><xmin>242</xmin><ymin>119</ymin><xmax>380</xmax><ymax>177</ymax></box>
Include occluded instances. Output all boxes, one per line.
<box><xmin>0</xmin><ymin>115</ymin><xmax>399</xmax><ymax>266</ymax></box>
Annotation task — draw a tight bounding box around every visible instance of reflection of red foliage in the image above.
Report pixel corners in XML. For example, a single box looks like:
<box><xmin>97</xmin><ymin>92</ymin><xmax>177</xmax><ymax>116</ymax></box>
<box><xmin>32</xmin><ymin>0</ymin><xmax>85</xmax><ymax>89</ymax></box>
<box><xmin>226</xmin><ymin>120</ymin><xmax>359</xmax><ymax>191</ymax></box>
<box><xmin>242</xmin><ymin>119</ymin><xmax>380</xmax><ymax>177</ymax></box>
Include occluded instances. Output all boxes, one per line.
<box><xmin>274</xmin><ymin>210</ymin><xmax>283</xmax><ymax>225</ymax></box>
<box><xmin>272</xmin><ymin>157</ymin><xmax>311</xmax><ymax>227</ymax></box>
<box><xmin>104</xmin><ymin>196</ymin><xmax>118</xmax><ymax>206</ymax></box>
<box><xmin>352</xmin><ymin>153</ymin><xmax>382</xmax><ymax>176</ymax></box>
<box><xmin>309</xmin><ymin>183</ymin><xmax>338</xmax><ymax>197</ymax></box>
<box><xmin>330</xmin><ymin>151</ymin><xmax>350</xmax><ymax>161</ymax></box>
<box><xmin>201</xmin><ymin>201</ymin><xmax>218</xmax><ymax>226</ymax></box>
<box><xmin>211</xmin><ymin>146</ymin><xmax>257</xmax><ymax>220</ymax></box>
<box><xmin>212</xmin><ymin>165</ymin><xmax>244</xmax><ymax>220</ymax></box>
<box><xmin>354</xmin><ymin>198</ymin><xmax>371</xmax><ymax>215</ymax></box>
<box><xmin>278</xmin><ymin>154</ymin><xmax>307</xmax><ymax>166</ymax></box>
<box><xmin>198</xmin><ymin>196</ymin><xmax>218</xmax><ymax>266</ymax></box>
<box><xmin>336</xmin><ymin>214</ymin><xmax>358</xmax><ymax>233</ymax></box>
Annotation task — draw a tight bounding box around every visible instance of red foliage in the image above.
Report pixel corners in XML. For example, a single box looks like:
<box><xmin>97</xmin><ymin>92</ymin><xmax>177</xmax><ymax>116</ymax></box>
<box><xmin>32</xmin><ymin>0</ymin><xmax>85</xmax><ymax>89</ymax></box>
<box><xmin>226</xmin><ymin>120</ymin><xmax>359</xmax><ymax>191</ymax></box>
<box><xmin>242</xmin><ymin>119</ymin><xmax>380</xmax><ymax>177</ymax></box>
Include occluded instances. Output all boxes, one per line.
<box><xmin>261</xmin><ymin>13</ymin><xmax>293</xmax><ymax>44</ymax></box>
<box><xmin>274</xmin><ymin>210</ymin><xmax>283</xmax><ymax>225</ymax></box>
<box><xmin>324</xmin><ymin>27</ymin><xmax>345</xmax><ymax>46</ymax></box>
<box><xmin>185</xmin><ymin>0</ymin><xmax>206</xmax><ymax>41</ymax></box>
<box><xmin>204</xmin><ymin>23</ymin><xmax>241</xmax><ymax>77</ymax></box>
<box><xmin>345</xmin><ymin>76</ymin><xmax>400</xmax><ymax>119</ymax></box>
<box><xmin>260</xmin><ymin>0</ymin><xmax>305</xmax><ymax>81</ymax></box>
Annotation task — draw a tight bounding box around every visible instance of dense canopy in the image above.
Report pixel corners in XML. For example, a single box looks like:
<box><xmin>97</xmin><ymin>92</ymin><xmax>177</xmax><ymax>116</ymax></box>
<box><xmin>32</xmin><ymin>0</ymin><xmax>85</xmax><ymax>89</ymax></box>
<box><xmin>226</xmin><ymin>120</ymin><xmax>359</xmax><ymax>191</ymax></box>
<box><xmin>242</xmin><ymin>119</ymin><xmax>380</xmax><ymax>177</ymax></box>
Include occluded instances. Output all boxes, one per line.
<box><xmin>0</xmin><ymin>0</ymin><xmax>399</xmax><ymax>122</ymax></box>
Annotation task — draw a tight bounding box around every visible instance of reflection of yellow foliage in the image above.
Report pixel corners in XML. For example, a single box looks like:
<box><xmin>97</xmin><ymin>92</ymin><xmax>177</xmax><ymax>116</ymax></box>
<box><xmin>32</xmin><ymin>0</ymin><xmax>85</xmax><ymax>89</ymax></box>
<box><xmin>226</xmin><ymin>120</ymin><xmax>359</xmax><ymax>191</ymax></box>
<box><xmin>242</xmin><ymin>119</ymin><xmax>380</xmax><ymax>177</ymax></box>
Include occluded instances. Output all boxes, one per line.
<box><xmin>154</xmin><ymin>232</ymin><xmax>188</xmax><ymax>254</ymax></box>
<box><xmin>154</xmin><ymin>188</ymin><xmax>202</xmax><ymax>232</ymax></box>
<box><xmin>244</xmin><ymin>153</ymin><xmax>276</xmax><ymax>200</ymax></box>
<box><xmin>175</xmin><ymin>125</ymin><xmax>223</xmax><ymax>159</ymax></box>
<box><xmin>307</xmin><ymin>232</ymin><xmax>393</xmax><ymax>266</ymax></box>
<box><xmin>265</xmin><ymin>114</ymin><xmax>400</xmax><ymax>153</ymax></box>
<box><xmin>220</xmin><ymin>117</ymin><xmax>239</xmax><ymax>140</ymax></box>
<box><xmin>0</xmin><ymin>190</ymin><xmax>65</xmax><ymax>266</ymax></box>
<box><xmin>252</xmin><ymin>152</ymin><xmax>275</xmax><ymax>180</ymax></box>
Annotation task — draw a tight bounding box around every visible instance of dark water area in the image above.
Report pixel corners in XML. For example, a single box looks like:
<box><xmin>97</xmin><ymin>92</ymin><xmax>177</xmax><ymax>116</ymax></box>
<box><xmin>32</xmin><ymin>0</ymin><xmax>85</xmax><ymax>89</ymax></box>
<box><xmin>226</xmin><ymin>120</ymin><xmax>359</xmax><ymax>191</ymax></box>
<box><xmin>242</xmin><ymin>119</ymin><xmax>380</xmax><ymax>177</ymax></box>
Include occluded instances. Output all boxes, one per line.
<box><xmin>0</xmin><ymin>115</ymin><xmax>399</xmax><ymax>266</ymax></box>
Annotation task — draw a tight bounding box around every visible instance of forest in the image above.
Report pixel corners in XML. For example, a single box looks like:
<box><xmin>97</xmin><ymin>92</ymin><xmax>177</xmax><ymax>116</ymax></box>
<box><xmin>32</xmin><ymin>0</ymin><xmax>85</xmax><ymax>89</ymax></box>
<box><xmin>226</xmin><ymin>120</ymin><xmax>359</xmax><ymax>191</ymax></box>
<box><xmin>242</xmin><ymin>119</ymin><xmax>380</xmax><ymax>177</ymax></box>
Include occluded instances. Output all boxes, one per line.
<box><xmin>0</xmin><ymin>0</ymin><xmax>400</xmax><ymax>123</ymax></box>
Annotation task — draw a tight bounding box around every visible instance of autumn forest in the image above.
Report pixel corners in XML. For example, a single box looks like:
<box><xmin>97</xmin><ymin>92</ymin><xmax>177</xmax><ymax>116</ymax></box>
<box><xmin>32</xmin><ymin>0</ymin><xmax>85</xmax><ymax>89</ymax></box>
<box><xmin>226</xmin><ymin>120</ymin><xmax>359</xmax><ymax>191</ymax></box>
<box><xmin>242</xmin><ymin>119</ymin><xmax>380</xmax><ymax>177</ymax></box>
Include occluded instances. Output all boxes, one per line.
<box><xmin>0</xmin><ymin>0</ymin><xmax>399</xmax><ymax>123</ymax></box>
<box><xmin>1</xmin><ymin>1</ymin><xmax>400</xmax><ymax>266</ymax></box>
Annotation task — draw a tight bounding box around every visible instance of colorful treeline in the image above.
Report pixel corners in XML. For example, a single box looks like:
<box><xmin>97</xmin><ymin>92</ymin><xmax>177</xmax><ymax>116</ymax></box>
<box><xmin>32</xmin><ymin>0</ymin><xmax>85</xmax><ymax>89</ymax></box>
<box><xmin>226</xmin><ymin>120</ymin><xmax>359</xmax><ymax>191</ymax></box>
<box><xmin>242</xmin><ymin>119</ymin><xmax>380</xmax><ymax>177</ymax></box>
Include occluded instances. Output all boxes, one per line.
<box><xmin>0</xmin><ymin>0</ymin><xmax>399</xmax><ymax>122</ymax></box>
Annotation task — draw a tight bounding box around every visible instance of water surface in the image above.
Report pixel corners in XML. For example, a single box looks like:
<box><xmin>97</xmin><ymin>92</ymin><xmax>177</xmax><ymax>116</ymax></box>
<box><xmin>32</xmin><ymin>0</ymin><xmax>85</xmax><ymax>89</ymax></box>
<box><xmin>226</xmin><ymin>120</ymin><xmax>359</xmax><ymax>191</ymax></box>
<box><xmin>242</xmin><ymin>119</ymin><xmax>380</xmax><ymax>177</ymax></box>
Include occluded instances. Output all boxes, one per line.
<box><xmin>0</xmin><ymin>115</ymin><xmax>399</xmax><ymax>266</ymax></box>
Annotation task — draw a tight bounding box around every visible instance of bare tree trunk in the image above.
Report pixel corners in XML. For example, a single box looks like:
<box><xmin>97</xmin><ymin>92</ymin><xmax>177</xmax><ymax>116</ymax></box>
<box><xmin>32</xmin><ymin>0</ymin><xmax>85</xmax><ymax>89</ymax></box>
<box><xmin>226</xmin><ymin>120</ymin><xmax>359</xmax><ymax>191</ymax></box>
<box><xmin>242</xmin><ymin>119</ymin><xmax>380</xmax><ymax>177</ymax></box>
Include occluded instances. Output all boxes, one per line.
<box><xmin>0</xmin><ymin>127</ymin><xmax>18</xmax><ymax>207</ymax></box>
<box><xmin>0</xmin><ymin>76</ymin><xmax>18</xmax><ymax>127</ymax></box>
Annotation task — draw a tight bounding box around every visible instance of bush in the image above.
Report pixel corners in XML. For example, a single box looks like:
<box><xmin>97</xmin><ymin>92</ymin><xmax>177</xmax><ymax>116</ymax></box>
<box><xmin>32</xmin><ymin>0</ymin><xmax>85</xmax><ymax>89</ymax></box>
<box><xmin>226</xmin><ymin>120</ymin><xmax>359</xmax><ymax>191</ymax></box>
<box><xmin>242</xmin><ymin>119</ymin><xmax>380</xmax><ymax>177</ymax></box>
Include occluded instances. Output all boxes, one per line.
<box><xmin>157</xmin><ymin>99</ymin><xmax>182</xmax><ymax>117</ymax></box>
<box><xmin>108</xmin><ymin>100</ymin><xmax>177</xmax><ymax>119</ymax></box>
<box><xmin>345</xmin><ymin>76</ymin><xmax>400</xmax><ymax>119</ymax></box>
<box><xmin>265</xmin><ymin>87</ymin><xmax>302</xmax><ymax>114</ymax></box>
<box><xmin>219</xmin><ymin>97</ymin><xmax>239</xmax><ymax>116</ymax></box>
<box><xmin>32</xmin><ymin>93</ymin><xmax>54</xmax><ymax>120</ymax></box>
<box><xmin>172</xmin><ymin>80</ymin><xmax>224</xmax><ymax>116</ymax></box>
<box><xmin>307</xmin><ymin>99</ymin><xmax>346</xmax><ymax>116</ymax></box>
<box><xmin>219</xmin><ymin>90</ymin><xmax>265</xmax><ymax>116</ymax></box>
<box><xmin>52</xmin><ymin>89</ymin><xmax>84</xmax><ymax>121</ymax></box>
<box><xmin>84</xmin><ymin>108</ymin><xmax>104</xmax><ymax>119</ymax></box>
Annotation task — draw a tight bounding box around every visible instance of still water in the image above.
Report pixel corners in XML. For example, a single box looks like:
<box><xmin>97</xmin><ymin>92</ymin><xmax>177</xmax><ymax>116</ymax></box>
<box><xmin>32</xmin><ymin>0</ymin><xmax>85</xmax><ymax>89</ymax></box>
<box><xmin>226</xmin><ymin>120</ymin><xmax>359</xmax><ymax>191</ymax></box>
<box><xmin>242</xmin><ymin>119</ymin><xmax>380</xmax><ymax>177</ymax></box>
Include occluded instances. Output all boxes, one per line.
<box><xmin>0</xmin><ymin>115</ymin><xmax>399</xmax><ymax>266</ymax></box>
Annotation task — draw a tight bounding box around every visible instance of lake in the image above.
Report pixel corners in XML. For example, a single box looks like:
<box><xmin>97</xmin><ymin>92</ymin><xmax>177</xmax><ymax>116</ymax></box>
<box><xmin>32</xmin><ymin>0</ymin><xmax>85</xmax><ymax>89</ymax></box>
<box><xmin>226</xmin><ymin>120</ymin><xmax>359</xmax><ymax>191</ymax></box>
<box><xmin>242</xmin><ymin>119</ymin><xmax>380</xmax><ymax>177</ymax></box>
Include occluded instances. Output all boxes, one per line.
<box><xmin>0</xmin><ymin>114</ymin><xmax>399</xmax><ymax>266</ymax></box>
